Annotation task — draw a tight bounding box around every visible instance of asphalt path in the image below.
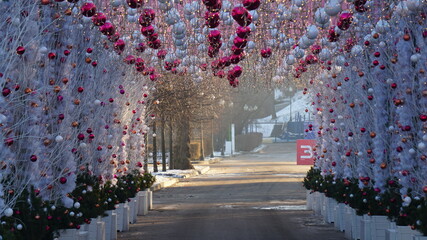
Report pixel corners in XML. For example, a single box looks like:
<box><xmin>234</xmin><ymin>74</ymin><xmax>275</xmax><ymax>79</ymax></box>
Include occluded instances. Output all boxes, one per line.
<box><xmin>118</xmin><ymin>143</ymin><xmax>345</xmax><ymax>240</ymax></box>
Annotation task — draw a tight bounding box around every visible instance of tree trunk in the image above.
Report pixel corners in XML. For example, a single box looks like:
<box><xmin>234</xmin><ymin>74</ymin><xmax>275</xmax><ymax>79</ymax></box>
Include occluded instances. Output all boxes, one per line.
<box><xmin>161</xmin><ymin>118</ymin><xmax>167</xmax><ymax>172</ymax></box>
<box><xmin>153</xmin><ymin>121</ymin><xmax>158</xmax><ymax>172</ymax></box>
<box><xmin>169</xmin><ymin>121</ymin><xmax>174</xmax><ymax>170</ymax></box>
<box><xmin>173</xmin><ymin>115</ymin><xmax>194</xmax><ymax>170</ymax></box>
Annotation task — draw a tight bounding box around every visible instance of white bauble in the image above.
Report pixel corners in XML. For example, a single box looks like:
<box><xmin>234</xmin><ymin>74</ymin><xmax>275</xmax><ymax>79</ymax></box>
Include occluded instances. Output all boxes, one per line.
<box><xmin>375</xmin><ymin>20</ymin><xmax>390</xmax><ymax>34</ymax></box>
<box><xmin>4</xmin><ymin>208</ymin><xmax>13</xmax><ymax>217</ymax></box>
<box><xmin>418</xmin><ymin>142</ymin><xmax>426</xmax><ymax>150</ymax></box>
<box><xmin>69</xmin><ymin>212</ymin><xmax>75</xmax><ymax>217</ymax></box>
<box><xmin>306</xmin><ymin>25</ymin><xmax>319</xmax><ymax>39</ymax></box>
<box><xmin>55</xmin><ymin>135</ymin><xmax>64</xmax><ymax>143</ymax></box>
<box><xmin>286</xmin><ymin>55</ymin><xmax>296</xmax><ymax>65</ymax></box>
<box><xmin>422</xmin><ymin>134</ymin><xmax>427</xmax><ymax>141</ymax></box>
<box><xmin>406</xmin><ymin>0</ymin><xmax>422</xmax><ymax>12</ymax></box>
<box><xmin>16</xmin><ymin>224</ymin><xmax>23</xmax><ymax>230</ymax></box>
<box><xmin>79</xmin><ymin>143</ymin><xmax>87</xmax><ymax>148</ymax></box>
<box><xmin>351</xmin><ymin>45</ymin><xmax>363</xmax><ymax>56</ymax></box>
<box><xmin>410</xmin><ymin>54</ymin><xmax>421</xmax><ymax>63</ymax></box>
<box><xmin>409</xmin><ymin>148</ymin><xmax>416</xmax><ymax>155</ymax></box>
<box><xmin>324</xmin><ymin>0</ymin><xmax>341</xmax><ymax>16</ymax></box>
<box><xmin>74</xmin><ymin>202</ymin><xmax>81</xmax><ymax>209</ymax></box>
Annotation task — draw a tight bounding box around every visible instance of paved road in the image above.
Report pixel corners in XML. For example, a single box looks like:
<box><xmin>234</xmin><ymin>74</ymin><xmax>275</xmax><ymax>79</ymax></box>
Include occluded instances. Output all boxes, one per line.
<box><xmin>118</xmin><ymin>143</ymin><xmax>345</xmax><ymax>240</ymax></box>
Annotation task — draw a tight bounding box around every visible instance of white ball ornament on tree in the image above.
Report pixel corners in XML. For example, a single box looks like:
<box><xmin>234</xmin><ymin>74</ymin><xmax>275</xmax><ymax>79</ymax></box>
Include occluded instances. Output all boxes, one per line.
<box><xmin>406</xmin><ymin>0</ymin><xmax>422</xmax><ymax>12</ymax></box>
<box><xmin>16</xmin><ymin>224</ymin><xmax>23</xmax><ymax>230</ymax></box>
<box><xmin>69</xmin><ymin>212</ymin><xmax>75</xmax><ymax>217</ymax></box>
<box><xmin>74</xmin><ymin>202</ymin><xmax>81</xmax><ymax>209</ymax></box>
<box><xmin>55</xmin><ymin>136</ymin><xmax>64</xmax><ymax>143</ymax></box>
<box><xmin>306</xmin><ymin>25</ymin><xmax>319</xmax><ymax>39</ymax></box>
<box><xmin>418</xmin><ymin>142</ymin><xmax>426</xmax><ymax>150</ymax></box>
<box><xmin>422</xmin><ymin>134</ymin><xmax>427</xmax><ymax>142</ymax></box>
<box><xmin>375</xmin><ymin>20</ymin><xmax>390</xmax><ymax>34</ymax></box>
<box><xmin>324</xmin><ymin>0</ymin><xmax>341</xmax><ymax>16</ymax></box>
<box><xmin>4</xmin><ymin>208</ymin><xmax>13</xmax><ymax>217</ymax></box>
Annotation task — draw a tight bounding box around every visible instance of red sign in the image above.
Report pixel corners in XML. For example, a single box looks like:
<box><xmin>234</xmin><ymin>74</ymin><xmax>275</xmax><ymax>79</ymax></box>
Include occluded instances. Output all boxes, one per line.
<box><xmin>296</xmin><ymin>139</ymin><xmax>316</xmax><ymax>165</ymax></box>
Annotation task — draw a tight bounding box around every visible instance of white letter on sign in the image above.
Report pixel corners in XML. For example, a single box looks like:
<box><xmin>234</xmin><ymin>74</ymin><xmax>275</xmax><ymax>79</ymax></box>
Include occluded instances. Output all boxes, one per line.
<box><xmin>301</xmin><ymin>145</ymin><xmax>313</xmax><ymax>159</ymax></box>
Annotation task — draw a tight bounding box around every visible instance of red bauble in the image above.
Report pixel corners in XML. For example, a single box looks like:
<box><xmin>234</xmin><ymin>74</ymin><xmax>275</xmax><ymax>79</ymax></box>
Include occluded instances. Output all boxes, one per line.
<box><xmin>48</xmin><ymin>52</ymin><xmax>56</xmax><ymax>59</ymax></box>
<box><xmin>41</xmin><ymin>0</ymin><xmax>51</xmax><ymax>5</ymax></box>
<box><xmin>81</xmin><ymin>2</ymin><xmax>96</xmax><ymax>17</ymax></box>
<box><xmin>135</xmin><ymin>58</ymin><xmax>145</xmax><ymax>68</ymax></box>
<box><xmin>233</xmin><ymin>36</ymin><xmax>247</xmax><ymax>48</ymax></box>
<box><xmin>311</xmin><ymin>45</ymin><xmax>321</xmax><ymax>54</ymax></box>
<box><xmin>4</xmin><ymin>138</ymin><xmax>13</xmax><ymax>146</ymax></box>
<box><xmin>135</xmin><ymin>43</ymin><xmax>146</xmax><ymax>53</ymax></box>
<box><xmin>30</xmin><ymin>155</ymin><xmax>38</xmax><ymax>162</ymax></box>
<box><xmin>208</xmin><ymin>30</ymin><xmax>222</xmax><ymax>42</ymax></box>
<box><xmin>139</xmin><ymin>8</ymin><xmax>155</xmax><ymax>26</ymax></box>
<box><xmin>202</xmin><ymin>0</ymin><xmax>218</xmax><ymax>7</ymax></box>
<box><xmin>331</xmin><ymin>161</ymin><xmax>336</xmax><ymax>167</ymax></box>
<box><xmin>260</xmin><ymin>48</ymin><xmax>272</xmax><ymax>58</ymax></box>
<box><xmin>141</xmin><ymin>25</ymin><xmax>155</xmax><ymax>37</ymax></box>
<box><xmin>157</xmin><ymin>50</ymin><xmax>167</xmax><ymax>59</ymax></box>
<box><xmin>243</xmin><ymin>0</ymin><xmax>260</xmax><ymax>10</ymax></box>
<box><xmin>124</xmin><ymin>55</ymin><xmax>136</xmax><ymax>64</ymax></box>
<box><xmin>114</xmin><ymin>39</ymin><xmax>126</xmax><ymax>54</ymax></box>
<box><xmin>147</xmin><ymin>39</ymin><xmax>161</xmax><ymax>49</ymax></box>
<box><xmin>16</xmin><ymin>46</ymin><xmax>25</xmax><ymax>55</ymax></box>
<box><xmin>420</xmin><ymin>114</ymin><xmax>427</xmax><ymax>122</ymax></box>
<box><xmin>231</xmin><ymin>7</ymin><xmax>252</xmax><ymax>26</ymax></box>
<box><xmin>423</xmin><ymin>186</ymin><xmax>427</xmax><ymax>193</ymax></box>
<box><xmin>77</xmin><ymin>87</ymin><xmax>84</xmax><ymax>93</ymax></box>
<box><xmin>126</xmin><ymin>0</ymin><xmax>144</xmax><ymax>8</ymax></box>
<box><xmin>92</xmin><ymin>12</ymin><xmax>106</xmax><ymax>26</ymax></box>
<box><xmin>77</xmin><ymin>133</ymin><xmax>85</xmax><ymax>141</ymax></box>
<box><xmin>99</xmin><ymin>22</ymin><xmax>116</xmax><ymax>36</ymax></box>
<box><xmin>236</xmin><ymin>26</ymin><xmax>251</xmax><ymax>39</ymax></box>
<box><xmin>2</xmin><ymin>88</ymin><xmax>11</xmax><ymax>97</ymax></box>
<box><xmin>337</xmin><ymin>13</ymin><xmax>352</xmax><ymax>31</ymax></box>
<box><xmin>204</xmin><ymin>11</ymin><xmax>220</xmax><ymax>28</ymax></box>
<box><xmin>59</xmin><ymin>177</ymin><xmax>67</xmax><ymax>184</ymax></box>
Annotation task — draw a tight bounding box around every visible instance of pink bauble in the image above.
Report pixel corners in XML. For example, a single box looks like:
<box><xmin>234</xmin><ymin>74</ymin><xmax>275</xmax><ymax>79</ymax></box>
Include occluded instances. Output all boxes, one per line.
<box><xmin>141</xmin><ymin>25</ymin><xmax>155</xmax><ymax>37</ymax></box>
<box><xmin>16</xmin><ymin>46</ymin><xmax>25</xmax><ymax>55</ymax></box>
<box><xmin>157</xmin><ymin>50</ymin><xmax>167</xmax><ymax>59</ymax></box>
<box><xmin>135</xmin><ymin>42</ymin><xmax>146</xmax><ymax>52</ymax></box>
<box><xmin>114</xmin><ymin>39</ymin><xmax>126</xmax><ymax>54</ymax></box>
<box><xmin>124</xmin><ymin>55</ymin><xmax>136</xmax><ymax>64</ymax></box>
<box><xmin>139</xmin><ymin>9</ymin><xmax>155</xmax><ymax>27</ymax></box>
<box><xmin>236</xmin><ymin>26</ymin><xmax>251</xmax><ymax>39</ymax></box>
<box><xmin>59</xmin><ymin>177</ymin><xmax>67</xmax><ymax>184</ymax></box>
<box><xmin>81</xmin><ymin>2</ymin><xmax>96</xmax><ymax>17</ymax></box>
<box><xmin>126</xmin><ymin>0</ymin><xmax>144</xmax><ymax>8</ymax></box>
<box><xmin>92</xmin><ymin>12</ymin><xmax>106</xmax><ymax>26</ymax></box>
<box><xmin>243</xmin><ymin>0</ymin><xmax>260</xmax><ymax>10</ymax></box>
<box><xmin>260</xmin><ymin>48</ymin><xmax>272</xmax><ymax>58</ymax></box>
<box><xmin>233</xmin><ymin>36</ymin><xmax>247</xmax><ymax>48</ymax></box>
<box><xmin>99</xmin><ymin>22</ymin><xmax>116</xmax><ymax>36</ymax></box>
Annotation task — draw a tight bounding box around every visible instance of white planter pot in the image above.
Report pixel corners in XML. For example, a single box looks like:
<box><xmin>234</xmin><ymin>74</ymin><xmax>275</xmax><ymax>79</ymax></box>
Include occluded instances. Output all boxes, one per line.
<box><xmin>413</xmin><ymin>236</ymin><xmax>427</xmax><ymax>240</ymax></box>
<box><xmin>386</xmin><ymin>222</ymin><xmax>420</xmax><ymax>240</ymax></box>
<box><xmin>128</xmin><ymin>197</ymin><xmax>138</xmax><ymax>224</ymax></box>
<box><xmin>137</xmin><ymin>191</ymin><xmax>148</xmax><ymax>216</ymax></box>
<box><xmin>116</xmin><ymin>203</ymin><xmax>130</xmax><ymax>232</ymax></box>
<box><xmin>325</xmin><ymin>197</ymin><xmax>337</xmax><ymax>223</ymax></box>
<box><xmin>147</xmin><ymin>190</ymin><xmax>153</xmax><ymax>210</ymax></box>
<box><xmin>370</xmin><ymin>215</ymin><xmax>390</xmax><ymax>240</ymax></box>
<box><xmin>320</xmin><ymin>193</ymin><xmax>327</xmax><ymax>218</ymax></box>
<box><xmin>344</xmin><ymin>206</ymin><xmax>354</xmax><ymax>239</ymax></box>
<box><xmin>334</xmin><ymin>203</ymin><xmax>346</xmax><ymax>232</ymax></box>
<box><xmin>313</xmin><ymin>192</ymin><xmax>322</xmax><ymax>215</ymax></box>
<box><xmin>306</xmin><ymin>190</ymin><xmax>313</xmax><ymax>210</ymax></box>
<box><xmin>360</xmin><ymin>215</ymin><xmax>372</xmax><ymax>240</ymax></box>
<box><xmin>351</xmin><ymin>213</ymin><xmax>362</xmax><ymax>240</ymax></box>
<box><xmin>58</xmin><ymin>229</ymin><xmax>88</xmax><ymax>240</ymax></box>
<box><xmin>83</xmin><ymin>217</ymin><xmax>105</xmax><ymax>240</ymax></box>
<box><xmin>102</xmin><ymin>210</ymin><xmax>117</xmax><ymax>240</ymax></box>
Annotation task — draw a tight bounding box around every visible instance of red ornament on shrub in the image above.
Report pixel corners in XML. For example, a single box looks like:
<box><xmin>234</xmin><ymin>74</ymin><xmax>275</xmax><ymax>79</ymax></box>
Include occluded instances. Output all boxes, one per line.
<box><xmin>135</xmin><ymin>43</ymin><xmax>146</xmax><ymax>53</ymax></box>
<box><xmin>81</xmin><ymin>2</ymin><xmax>96</xmax><ymax>17</ymax></box>
<box><xmin>337</xmin><ymin>13</ymin><xmax>353</xmax><ymax>31</ymax></box>
<box><xmin>157</xmin><ymin>50</ymin><xmax>167</xmax><ymax>59</ymax></box>
<box><xmin>124</xmin><ymin>55</ymin><xmax>136</xmax><ymax>64</ymax></box>
<box><xmin>420</xmin><ymin>114</ymin><xmax>427</xmax><ymax>122</ymax></box>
